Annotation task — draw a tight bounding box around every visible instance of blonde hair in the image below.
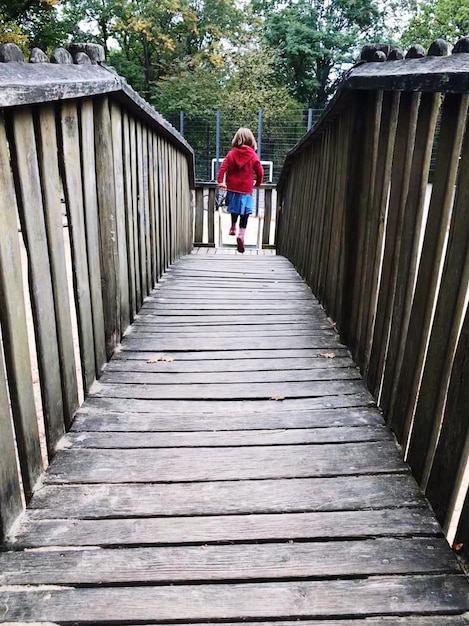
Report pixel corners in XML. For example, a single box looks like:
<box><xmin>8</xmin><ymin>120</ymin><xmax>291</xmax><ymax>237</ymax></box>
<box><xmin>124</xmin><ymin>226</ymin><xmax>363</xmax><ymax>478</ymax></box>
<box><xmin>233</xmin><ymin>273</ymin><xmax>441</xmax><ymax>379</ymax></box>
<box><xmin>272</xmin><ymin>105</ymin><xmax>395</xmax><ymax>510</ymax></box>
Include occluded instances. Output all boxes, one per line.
<box><xmin>232</xmin><ymin>127</ymin><xmax>257</xmax><ymax>151</ymax></box>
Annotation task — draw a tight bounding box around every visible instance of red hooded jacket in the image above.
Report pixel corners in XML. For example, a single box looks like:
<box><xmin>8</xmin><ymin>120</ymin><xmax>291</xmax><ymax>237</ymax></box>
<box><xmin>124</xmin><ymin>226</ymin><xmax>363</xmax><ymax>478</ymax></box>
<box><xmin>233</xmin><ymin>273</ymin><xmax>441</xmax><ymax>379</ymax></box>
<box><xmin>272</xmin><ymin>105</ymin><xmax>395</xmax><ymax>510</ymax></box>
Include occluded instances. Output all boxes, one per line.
<box><xmin>217</xmin><ymin>145</ymin><xmax>264</xmax><ymax>194</ymax></box>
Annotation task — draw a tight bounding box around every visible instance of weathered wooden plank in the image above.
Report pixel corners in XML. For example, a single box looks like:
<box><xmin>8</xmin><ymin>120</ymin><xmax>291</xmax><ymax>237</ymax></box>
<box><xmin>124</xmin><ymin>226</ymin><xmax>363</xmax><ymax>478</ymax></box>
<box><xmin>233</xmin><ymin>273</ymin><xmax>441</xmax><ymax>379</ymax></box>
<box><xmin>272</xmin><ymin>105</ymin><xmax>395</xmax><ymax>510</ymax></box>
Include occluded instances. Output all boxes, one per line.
<box><xmin>29</xmin><ymin>618</ymin><xmax>463</xmax><ymax>626</ymax></box>
<box><xmin>0</xmin><ymin>113</ymin><xmax>42</xmax><ymax>499</ymax></box>
<box><xmin>28</xmin><ymin>474</ymin><xmax>425</xmax><ymax>518</ymax></box>
<box><xmin>129</xmin><ymin>115</ymin><xmax>141</xmax><ymax>309</ymax></box>
<box><xmin>128</xmin><ymin>323</ymin><xmax>336</xmax><ymax>335</ymax></box>
<box><xmin>1</xmin><ymin>576</ymin><xmax>468</xmax><ymax>622</ymax></box>
<box><xmin>126</xmin><ymin>326</ymin><xmax>336</xmax><ymax>338</ymax></box>
<box><xmin>105</xmin><ymin>355</ymin><xmax>353</xmax><ymax>373</ymax></box>
<box><xmin>390</xmin><ymin>92</ymin><xmax>469</xmax><ymax>445</ymax></box>
<box><xmin>120</xmin><ymin>337</ymin><xmax>343</xmax><ymax>353</ymax></box>
<box><xmin>0</xmin><ymin>338</ymin><xmax>23</xmax><ymax>540</ymax></box>
<box><xmin>122</xmin><ymin>112</ymin><xmax>137</xmax><ymax>319</ymax></box>
<box><xmin>11</xmin><ymin>107</ymin><xmax>64</xmax><ymax>456</ymax></box>
<box><xmin>360</xmin><ymin>91</ymin><xmax>399</xmax><ymax>369</ymax></box>
<box><xmin>66</xmin><ymin>425</ymin><xmax>392</xmax><ymax>448</ymax></box>
<box><xmin>425</xmin><ymin>304</ymin><xmax>469</xmax><ymax>526</ymax></box>
<box><xmin>72</xmin><ymin>405</ymin><xmax>382</xmax><ymax>432</ymax></box>
<box><xmin>37</xmin><ymin>105</ymin><xmax>78</xmax><ymax>428</ymax></box>
<box><xmin>110</xmin><ymin>101</ymin><xmax>131</xmax><ymax>332</ymax></box>
<box><xmin>10</xmin><ymin>508</ymin><xmax>441</xmax><ymax>548</ymax></box>
<box><xmin>98</xmin><ymin>367</ymin><xmax>360</xmax><ymax>385</ymax></box>
<box><xmin>366</xmin><ymin>91</ymin><xmax>419</xmax><ymax>396</ymax></box>
<box><xmin>116</xmin><ymin>347</ymin><xmax>350</xmax><ymax>360</ymax></box>
<box><xmin>379</xmin><ymin>92</ymin><xmax>440</xmax><ymax>416</ymax></box>
<box><xmin>94</xmin><ymin>95</ymin><xmax>120</xmax><ymax>358</ymax></box>
<box><xmin>0</xmin><ymin>537</ymin><xmax>458</xmax><ymax>586</ymax></box>
<box><xmin>407</xmin><ymin>107</ymin><xmax>469</xmax><ymax>487</ymax></box>
<box><xmin>60</xmin><ymin>101</ymin><xmax>96</xmax><ymax>392</ymax></box>
<box><xmin>148</xmin><ymin>128</ymin><xmax>157</xmax><ymax>285</ymax></box>
<box><xmin>142</xmin><ymin>124</ymin><xmax>152</xmax><ymax>292</ymax></box>
<box><xmin>93</xmin><ymin>379</ymin><xmax>364</xmax><ymax>400</ymax></box>
<box><xmin>80</xmin><ymin>99</ymin><xmax>107</xmax><ymax>374</ymax></box>
<box><xmin>45</xmin><ymin>441</ymin><xmax>404</xmax><ymax>483</ymax></box>
<box><xmin>78</xmin><ymin>390</ymin><xmax>375</xmax><ymax>417</ymax></box>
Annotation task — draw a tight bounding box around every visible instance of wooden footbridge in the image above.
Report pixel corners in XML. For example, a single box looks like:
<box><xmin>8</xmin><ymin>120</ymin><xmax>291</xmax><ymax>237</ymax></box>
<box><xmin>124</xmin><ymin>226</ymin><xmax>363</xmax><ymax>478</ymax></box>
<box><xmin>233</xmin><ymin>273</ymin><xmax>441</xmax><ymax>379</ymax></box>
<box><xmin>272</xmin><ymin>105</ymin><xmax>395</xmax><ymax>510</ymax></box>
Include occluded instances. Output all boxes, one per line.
<box><xmin>1</xmin><ymin>41</ymin><xmax>469</xmax><ymax>623</ymax></box>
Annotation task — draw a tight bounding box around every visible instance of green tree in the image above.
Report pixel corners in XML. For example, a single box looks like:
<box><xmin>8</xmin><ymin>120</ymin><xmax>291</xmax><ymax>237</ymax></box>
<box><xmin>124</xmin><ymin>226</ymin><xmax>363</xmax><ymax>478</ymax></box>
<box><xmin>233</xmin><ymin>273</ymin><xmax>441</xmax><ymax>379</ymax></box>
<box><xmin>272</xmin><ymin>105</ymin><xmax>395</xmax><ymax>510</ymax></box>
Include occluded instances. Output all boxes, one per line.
<box><xmin>0</xmin><ymin>0</ymin><xmax>71</xmax><ymax>51</ymax></box>
<box><xmin>398</xmin><ymin>0</ymin><xmax>469</xmax><ymax>50</ymax></box>
<box><xmin>252</xmin><ymin>0</ymin><xmax>390</xmax><ymax>108</ymax></box>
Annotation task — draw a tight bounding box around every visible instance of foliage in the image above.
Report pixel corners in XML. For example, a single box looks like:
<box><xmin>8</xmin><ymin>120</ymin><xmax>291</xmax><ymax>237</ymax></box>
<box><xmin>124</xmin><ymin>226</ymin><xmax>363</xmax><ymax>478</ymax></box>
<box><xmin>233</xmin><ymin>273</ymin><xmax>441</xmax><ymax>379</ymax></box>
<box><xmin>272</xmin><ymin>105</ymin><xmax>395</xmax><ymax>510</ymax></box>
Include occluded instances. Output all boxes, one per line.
<box><xmin>251</xmin><ymin>0</ymin><xmax>395</xmax><ymax>108</ymax></box>
<box><xmin>398</xmin><ymin>0</ymin><xmax>469</xmax><ymax>50</ymax></box>
<box><xmin>0</xmin><ymin>0</ymin><xmax>71</xmax><ymax>52</ymax></box>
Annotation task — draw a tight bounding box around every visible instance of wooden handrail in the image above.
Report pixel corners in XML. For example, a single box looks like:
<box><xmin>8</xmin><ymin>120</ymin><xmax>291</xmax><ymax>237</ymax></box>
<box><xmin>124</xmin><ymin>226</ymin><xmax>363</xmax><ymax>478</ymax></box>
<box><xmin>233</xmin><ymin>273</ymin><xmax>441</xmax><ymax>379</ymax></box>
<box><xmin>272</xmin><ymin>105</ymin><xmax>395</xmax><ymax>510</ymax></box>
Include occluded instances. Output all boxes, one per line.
<box><xmin>276</xmin><ymin>38</ymin><xmax>469</xmax><ymax>556</ymax></box>
<box><xmin>0</xmin><ymin>44</ymin><xmax>194</xmax><ymax>541</ymax></box>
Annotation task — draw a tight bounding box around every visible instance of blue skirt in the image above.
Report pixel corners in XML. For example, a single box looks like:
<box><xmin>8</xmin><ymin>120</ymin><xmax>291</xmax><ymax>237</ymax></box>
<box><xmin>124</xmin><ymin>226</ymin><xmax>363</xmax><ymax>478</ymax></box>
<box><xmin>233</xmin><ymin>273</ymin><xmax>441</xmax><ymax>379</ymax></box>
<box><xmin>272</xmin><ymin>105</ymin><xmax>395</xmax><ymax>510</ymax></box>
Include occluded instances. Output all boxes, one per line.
<box><xmin>226</xmin><ymin>191</ymin><xmax>253</xmax><ymax>216</ymax></box>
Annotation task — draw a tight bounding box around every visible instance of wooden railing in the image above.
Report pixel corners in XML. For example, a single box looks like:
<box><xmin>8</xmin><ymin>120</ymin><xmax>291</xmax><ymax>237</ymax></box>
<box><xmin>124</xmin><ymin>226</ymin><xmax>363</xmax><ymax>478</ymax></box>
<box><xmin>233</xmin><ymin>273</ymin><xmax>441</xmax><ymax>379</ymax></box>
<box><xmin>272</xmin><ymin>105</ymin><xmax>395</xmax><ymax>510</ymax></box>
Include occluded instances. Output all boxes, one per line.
<box><xmin>0</xmin><ymin>43</ymin><xmax>194</xmax><ymax>540</ymax></box>
<box><xmin>194</xmin><ymin>182</ymin><xmax>277</xmax><ymax>249</ymax></box>
<box><xmin>276</xmin><ymin>40</ymin><xmax>469</xmax><ymax>553</ymax></box>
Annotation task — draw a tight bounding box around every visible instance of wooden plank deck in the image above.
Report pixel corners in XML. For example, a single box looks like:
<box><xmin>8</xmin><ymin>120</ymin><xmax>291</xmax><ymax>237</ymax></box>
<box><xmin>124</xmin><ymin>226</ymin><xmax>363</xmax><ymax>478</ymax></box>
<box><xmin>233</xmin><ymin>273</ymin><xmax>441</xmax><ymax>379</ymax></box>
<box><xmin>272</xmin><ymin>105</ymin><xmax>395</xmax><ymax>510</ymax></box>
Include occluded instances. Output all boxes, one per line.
<box><xmin>1</xmin><ymin>252</ymin><xmax>469</xmax><ymax>624</ymax></box>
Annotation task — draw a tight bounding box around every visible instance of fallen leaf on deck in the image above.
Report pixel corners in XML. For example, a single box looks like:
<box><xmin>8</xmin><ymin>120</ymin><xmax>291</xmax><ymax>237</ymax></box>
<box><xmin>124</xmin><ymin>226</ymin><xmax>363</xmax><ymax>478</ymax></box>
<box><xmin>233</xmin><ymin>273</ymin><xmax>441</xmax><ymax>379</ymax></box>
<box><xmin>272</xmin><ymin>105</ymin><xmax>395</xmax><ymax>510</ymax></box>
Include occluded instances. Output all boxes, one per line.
<box><xmin>270</xmin><ymin>395</ymin><xmax>285</xmax><ymax>401</ymax></box>
<box><xmin>147</xmin><ymin>355</ymin><xmax>175</xmax><ymax>363</ymax></box>
<box><xmin>319</xmin><ymin>352</ymin><xmax>336</xmax><ymax>359</ymax></box>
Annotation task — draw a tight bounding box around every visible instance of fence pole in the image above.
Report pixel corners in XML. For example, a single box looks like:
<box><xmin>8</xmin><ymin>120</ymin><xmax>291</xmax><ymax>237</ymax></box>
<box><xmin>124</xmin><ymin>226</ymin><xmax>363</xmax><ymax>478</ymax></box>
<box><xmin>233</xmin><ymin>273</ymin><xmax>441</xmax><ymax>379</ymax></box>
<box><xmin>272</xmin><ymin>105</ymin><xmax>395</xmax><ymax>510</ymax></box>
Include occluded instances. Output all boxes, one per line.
<box><xmin>308</xmin><ymin>108</ymin><xmax>313</xmax><ymax>131</ymax></box>
<box><xmin>215</xmin><ymin>110</ymin><xmax>221</xmax><ymax>181</ymax></box>
<box><xmin>256</xmin><ymin>109</ymin><xmax>263</xmax><ymax>219</ymax></box>
<box><xmin>179</xmin><ymin>111</ymin><xmax>184</xmax><ymax>137</ymax></box>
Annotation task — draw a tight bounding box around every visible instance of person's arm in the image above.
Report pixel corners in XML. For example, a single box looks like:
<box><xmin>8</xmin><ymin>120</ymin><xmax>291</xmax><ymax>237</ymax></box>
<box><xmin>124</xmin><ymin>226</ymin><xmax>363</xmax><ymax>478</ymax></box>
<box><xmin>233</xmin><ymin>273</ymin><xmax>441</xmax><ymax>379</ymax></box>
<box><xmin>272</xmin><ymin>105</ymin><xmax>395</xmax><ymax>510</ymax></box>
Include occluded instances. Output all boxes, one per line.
<box><xmin>254</xmin><ymin>159</ymin><xmax>264</xmax><ymax>187</ymax></box>
<box><xmin>217</xmin><ymin>154</ymin><xmax>230</xmax><ymax>188</ymax></box>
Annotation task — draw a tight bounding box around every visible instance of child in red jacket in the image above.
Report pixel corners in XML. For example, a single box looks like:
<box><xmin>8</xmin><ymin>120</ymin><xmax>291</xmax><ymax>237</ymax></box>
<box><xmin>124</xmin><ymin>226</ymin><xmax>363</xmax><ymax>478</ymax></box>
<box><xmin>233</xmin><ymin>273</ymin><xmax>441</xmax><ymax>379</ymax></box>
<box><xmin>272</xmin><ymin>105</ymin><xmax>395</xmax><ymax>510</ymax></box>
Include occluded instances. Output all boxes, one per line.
<box><xmin>217</xmin><ymin>127</ymin><xmax>264</xmax><ymax>253</ymax></box>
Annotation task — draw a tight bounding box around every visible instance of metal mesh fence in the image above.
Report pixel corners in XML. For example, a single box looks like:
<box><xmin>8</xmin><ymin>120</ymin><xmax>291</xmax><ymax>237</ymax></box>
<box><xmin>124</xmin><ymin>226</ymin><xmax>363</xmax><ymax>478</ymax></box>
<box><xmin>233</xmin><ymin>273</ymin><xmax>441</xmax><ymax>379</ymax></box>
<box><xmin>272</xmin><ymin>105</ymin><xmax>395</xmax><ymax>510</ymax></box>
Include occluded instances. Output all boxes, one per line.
<box><xmin>167</xmin><ymin>109</ymin><xmax>324</xmax><ymax>182</ymax></box>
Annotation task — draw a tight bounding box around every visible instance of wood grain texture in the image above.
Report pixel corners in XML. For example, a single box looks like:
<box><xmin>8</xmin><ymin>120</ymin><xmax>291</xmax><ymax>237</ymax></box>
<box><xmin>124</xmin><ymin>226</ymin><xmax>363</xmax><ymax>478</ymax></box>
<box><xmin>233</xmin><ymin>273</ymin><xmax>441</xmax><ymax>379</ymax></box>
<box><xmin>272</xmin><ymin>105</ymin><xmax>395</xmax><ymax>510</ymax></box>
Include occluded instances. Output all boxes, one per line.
<box><xmin>45</xmin><ymin>441</ymin><xmax>404</xmax><ymax>483</ymax></box>
<box><xmin>0</xmin><ymin>113</ymin><xmax>42</xmax><ymax>499</ymax></box>
<box><xmin>1</xmin><ymin>576</ymin><xmax>468</xmax><ymax>622</ymax></box>
<box><xmin>11</xmin><ymin>107</ymin><xmax>64</xmax><ymax>456</ymax></box>
<box><xmin>2</xmin><ymin>253</ymin><xmax>467</xmax><ymax>623</ymax></box>
<box><xmin>0</xmin><ymin>538</ymin><xmax>459</xmax><ymax>585</ymax></box>
<box><xmin>10</xmin><ymin>508</ymin><xmax>441</xmax><ymax>548</ymax></box>
<box><xmin>28</xmin><ymin>474</ymin><xmax>426</xmax><ymax>518</ymax></box>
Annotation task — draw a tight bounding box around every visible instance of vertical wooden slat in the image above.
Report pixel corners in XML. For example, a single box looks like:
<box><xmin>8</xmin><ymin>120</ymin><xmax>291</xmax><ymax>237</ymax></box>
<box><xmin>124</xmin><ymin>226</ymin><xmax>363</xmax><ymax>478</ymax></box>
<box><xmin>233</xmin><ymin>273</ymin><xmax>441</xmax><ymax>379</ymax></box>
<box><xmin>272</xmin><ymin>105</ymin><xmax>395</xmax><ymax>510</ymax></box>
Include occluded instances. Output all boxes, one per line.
<box><xmin>454</xmin><ymin>470</ymin><xmax>469</xmax><ymax>554</ymax></box>
<box><xmin>60</xmin><ymin>102</ymin><xmax>96</xmax><ymax>393</ymax></box>
<box><xmin>110</xmin><ymin>102</ymin><xmax>130</xmax><ymax>332</ymax></box>
<box><xmin>37</xmin><ymin>105</ymin><xmax>78</xmax><ymax>428</ymax></box>
<box><xmin>122</xmin><ymin>112</ymin><xmax>136</xmax><ymax>319</ymax></box>
<box><xmin>148</xmin><ymin>130</ymin><xmax>157</xmax><ymax>285</ymax></box>
<box><xmin>360</xmin><ymin>91</ymin><xmax>399</xmax><ymax>370</ymax></box>
<box><xmin>410</xmin><ymin>115</ymin><xmax>469</xmax><ymax>490</ymax></box>
<box><xmin>156</xmin><ymin>136</ymin><xmax>166</xmax><ymax>269</ymax></box>
<box><xmin>379</xmin><ymin>92</ymin><xmax>440</xmax><ymax>416</ymax></box>
<box><xmin>340</xmin><ymin>90</ymin><xmax>374</xmax><ymax>346</ymax></box>
<box><xmin>194</xmin><ymin>187</ymin><xmax>204</xmax><ymax>244</ymax></box>
<box><xmin>11</xmin><ymin>108</ymin><xmax>64</xmax><ymax>456</ymax></box>
<box><xmin>425</xmin><ymin>302</ymin><xmax>469</xmax><ymax>529</ymax></box>
<box><xmin>153</xmin><ymin>133</ymin><xmax>162</xmax><ymax>279</ymax></box>
<box><xmin>389</xmin><ymin>93</ymin><xmax>469</xmax><ymax>443</ymax></box>
<box><xmin>142</xmin><ymin>125</ymin><xmax>151</xmax><ymax>292</ymax></box>
<box><xmin>262</xmin><ymin>188</ymin><xmax>272</xmax><ymax>247</ymax></box>
<box><xmin>317</xmin><ymin>127</ymin><xmax>337</xmax><ymax>304</ymax></box>
<box><xmin>207</xmin><ymin>187</ymin><xmax>215</xmax><ymax>247</ymax></box>
<box><xmin>0</xmin><ymin>332</ymin><xmax>24</xmax><ymax>539</ymax></box>
<box><xmin>0</xmin><ymin>113</ymin><xmax>41</xmax><ymax>500</ymax></box>
<box><xmin>94</xmin><ymin>96</ymin><xmax>120</xmax><ymax>358</ymax></box>
<box><xmin>164</xmin><ymin>140</ymin><xmax>171</xmax><ymax>265</ymax></box>
<box><xmin>129</xmin><ymin>116</ymin><xmax>141</xmax><ymax>310</ymax></box>
<box><xmin>330</xmin><ymin>106</ymin><xmax>354</xmax><ymax>327</ymax></box>
<box><xmin>350</xmin><ymin>90</ymin><xmax>382</xmax><ymax>368</ymax></box>
<box><xmin>366</xmin><ymin>92</ymin><xmax>420</xmax><ymax>397</ymax></box>
<box><xmin>136</xmin><ymin>121</ymin><xmax>147</xmax><ymax>294</ymax></box>
<box><xmin>80</xmin><ymin>100</ymin><xmax>106</xmax><ymax>375</ymax></box>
